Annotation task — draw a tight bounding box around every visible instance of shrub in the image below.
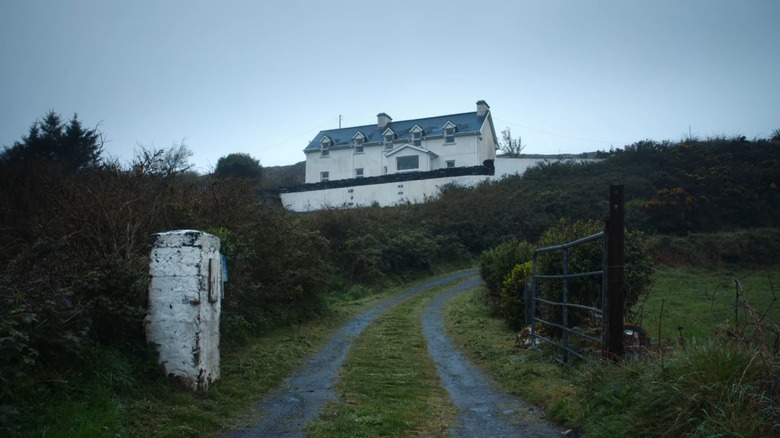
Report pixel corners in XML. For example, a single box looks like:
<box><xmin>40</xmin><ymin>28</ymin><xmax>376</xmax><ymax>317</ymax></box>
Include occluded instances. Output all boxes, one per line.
<box><xmin>479</xmin><ymin>240</ymin><xmax>534</xmax><ymax>310</ymax></box>
<box><xmin>499</xmin><ymin>261</ymin><xmax>533</xmax><ymax>329</ymax></box>
<box><xmin>535</xmin><ymin>220</ymin><xmax>653</xmax><ymax>331</ymax></box>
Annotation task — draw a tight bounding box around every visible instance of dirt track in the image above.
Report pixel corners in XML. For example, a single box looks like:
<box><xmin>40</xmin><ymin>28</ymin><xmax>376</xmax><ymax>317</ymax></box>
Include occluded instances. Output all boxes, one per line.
<box><xmin>224</xmin><ymin>271</ymin><xmax>560</xmax><ymax>437</ymax></box>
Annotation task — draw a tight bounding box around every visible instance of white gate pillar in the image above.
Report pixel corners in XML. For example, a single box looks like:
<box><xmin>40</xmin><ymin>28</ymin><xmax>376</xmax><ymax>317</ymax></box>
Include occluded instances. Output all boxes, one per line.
<box><xmin>145</xmin><ymin>230</ymin><xmax>222</xmax><ymax>391</ymax></box>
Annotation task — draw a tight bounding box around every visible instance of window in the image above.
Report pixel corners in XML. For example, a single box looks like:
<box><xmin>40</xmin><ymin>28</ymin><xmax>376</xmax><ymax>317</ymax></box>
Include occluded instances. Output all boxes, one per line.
<box><xmin>355</xmin><ymin>168</ymin><xmax>364</xmax><ymax>178</ymax></box>
<box><xmin>353</xmin><ymin>132</ymin><xmax>366</xmax><ymax>153</ymax></box>
<box><xmin>446</xmin><ymin>160</ymin><xmax>455</xmax><ymax>168</ymax></box>
<box><xmin>444</xmin><ymin>127</ymin><xmax>455</xmax><ymax>143</ymax></box>
<box><xmin>320</xmin><ymin>137</ymin><xmax>331</xmax><ymax>157</ymax></box>
<box><xmin>396</xmin><ymin>155</ymin><xmax>419</xmax><ymax>171</ymax></box>
<box><xmin>320</xmin><ymin>171</ymin><xmax>329</xmax><ymax>182</ymax></box>
<box><xmin>321</xmin><ymin>149</ymin><xmax>329</xmax><ymax>157</ymax></box>
<box><xmin>385</xmin><ymin>134</ymin><xmax>394</xmax><ymax>150</ymax></box>
<box><xmin>412</xmin><ymin>131</ymin><xmax>422</xmax><ymax>146</ymax></box>
<box><xmin>383</xmin><ymin>165</ymin><xmax>387</xmax><ymax>174</ymax></box>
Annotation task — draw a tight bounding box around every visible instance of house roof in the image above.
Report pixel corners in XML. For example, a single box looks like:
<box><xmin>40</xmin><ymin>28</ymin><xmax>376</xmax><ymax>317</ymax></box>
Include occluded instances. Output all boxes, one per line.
<box><xmin>304</xmin><ymin>110</ymin><xmax>491</xmax><ymax>152</ymax></box>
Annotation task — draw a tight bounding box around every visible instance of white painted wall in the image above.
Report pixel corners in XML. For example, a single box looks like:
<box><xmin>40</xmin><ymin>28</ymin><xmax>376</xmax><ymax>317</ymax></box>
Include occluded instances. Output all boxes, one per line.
<box><xmin>304</xmin><ymin>116</ymin><xmax>499</xmax><ymax>184</ymax></box>
<box><xmin>284</xmin><ymin>157</ymin><xmax>598</xmax><ymax>212</ymax></box>
<box><xmin>281</xmin><ymin>175</ymin><xmax>487</xmax><ymax>212</ymax></box>
<box><xmin>146</xmin><ymin>230</ymin><xmax>222</xmax><ymax>391</ymax></box>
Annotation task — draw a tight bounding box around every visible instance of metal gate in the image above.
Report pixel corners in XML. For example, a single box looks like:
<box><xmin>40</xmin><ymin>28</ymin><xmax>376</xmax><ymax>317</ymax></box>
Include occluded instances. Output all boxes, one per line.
<box><xmin>528</xmin><ymin>231</ymin><xmax>606</xmax><ymax>363</ymax></box>
<box><xmin>528</xmin><ymin>185</ymin><xmax>625</xmax><ymax>363</ymax></box>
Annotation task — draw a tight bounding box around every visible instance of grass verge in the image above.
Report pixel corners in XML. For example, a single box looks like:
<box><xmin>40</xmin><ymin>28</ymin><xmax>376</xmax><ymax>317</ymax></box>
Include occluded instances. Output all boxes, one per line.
<box><xmin>444</xmin><ymin>280</ymin><xmax>780</xmax><ymax>436</ymax></box>
<box><xmin>14</xmin><ymin>278</ymin><xmax>411</xmax><ymax>437</ymax></box>
<box><xmin>307</xmin><ymin>283</ymin><xmax>460</xmax><ymax>437</ymax></box>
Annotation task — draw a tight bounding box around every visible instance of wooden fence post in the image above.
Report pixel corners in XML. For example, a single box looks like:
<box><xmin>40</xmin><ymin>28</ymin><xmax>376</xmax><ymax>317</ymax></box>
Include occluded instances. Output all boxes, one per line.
<box><xmin>605</xmin><ymin>185</ymin><xmax>625</xmax><ymax>360</ymax></box>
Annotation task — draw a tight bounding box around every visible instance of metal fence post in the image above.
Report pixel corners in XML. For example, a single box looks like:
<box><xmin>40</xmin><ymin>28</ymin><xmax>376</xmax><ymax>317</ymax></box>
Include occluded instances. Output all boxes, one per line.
<box><xmin>605</xmin><ymin>185</ymin><xmax>625</xmax><ymax>361</ymax></box>
<box><xmin>524</xmin><ymin>277</ymin><xmax>534</xmax><ymax>326</ymax></box>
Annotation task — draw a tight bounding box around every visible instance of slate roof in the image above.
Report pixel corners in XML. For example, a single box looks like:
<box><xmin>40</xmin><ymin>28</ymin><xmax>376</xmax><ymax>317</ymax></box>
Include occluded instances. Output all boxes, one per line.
<box><xmin>304</xmin><ymin>111</ymin><xmax>489</xmax><ymax>152</ymax></box>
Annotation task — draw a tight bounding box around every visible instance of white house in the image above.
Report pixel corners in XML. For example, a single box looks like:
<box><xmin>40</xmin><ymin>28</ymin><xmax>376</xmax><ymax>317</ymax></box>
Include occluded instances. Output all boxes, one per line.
<box><xmin>303</xmin><ymin>100</ymin><xmax>498</xmax><ymax>183</ymax></box>
<box><xmin>281</xmin><ymin>101</ymin><xmax>576</xmax><ymax>212</ymax></box>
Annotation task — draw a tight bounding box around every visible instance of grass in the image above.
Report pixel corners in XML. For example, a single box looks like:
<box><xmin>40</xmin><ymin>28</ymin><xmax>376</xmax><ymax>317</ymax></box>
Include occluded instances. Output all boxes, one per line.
<box><xmin>307</xmin><ymin>282</ymin><xmax>460</xmax><ymax>437</ymax></box>
<box><xmin>12</xmin><ymin>279</ymin><xmax>407</xmax><ymax>437</ymax></box>
<box><xmin>443</xmin><ymin>286</ymin><xmax>581</xmax><ymax>426</ymax></box>
<box><xmin>442</xmin><ymin>275</ymin><xmax>780</xmax><ymax>436</ymax></box>
<box><xmin>638</xmin><ymin>267</ymin><xmax>780</xmax><ymax>342</ymax></box>
<box><xmin>12</xmin><ymin>273</ymin><xmax>471</xmax><ymax>437</ymax></box>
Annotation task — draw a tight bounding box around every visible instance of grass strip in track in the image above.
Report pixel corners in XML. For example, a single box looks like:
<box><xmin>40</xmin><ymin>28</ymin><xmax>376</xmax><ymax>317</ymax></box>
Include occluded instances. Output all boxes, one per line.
<box><xmin>308</xmin><ymin>283</ymin><xmax>462</xmax><ymax>437</ymax></box>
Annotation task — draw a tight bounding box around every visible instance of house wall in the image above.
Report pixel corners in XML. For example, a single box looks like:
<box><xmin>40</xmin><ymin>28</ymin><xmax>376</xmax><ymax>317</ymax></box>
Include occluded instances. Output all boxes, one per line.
<box><xmin>286</xmin><ymin>156</ymin><xmax>598</xmax><ymax>212</ymax></box>
<box><xmin>305</xmin><ymin>130</ymin><xmax>497</xmax><ymax>184</ymax></box>
<box><xmin>281</xmin><ymin>174</ymin><xmax>490</xmax><ymax>212</ymax></box>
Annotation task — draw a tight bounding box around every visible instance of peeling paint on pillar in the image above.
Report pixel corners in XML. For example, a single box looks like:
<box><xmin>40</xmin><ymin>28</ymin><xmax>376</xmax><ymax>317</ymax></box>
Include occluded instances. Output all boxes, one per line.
<box><xmin>146</xmin><ymin>230</ymin><xmax>222</xmax><ymax>391</ymax></box>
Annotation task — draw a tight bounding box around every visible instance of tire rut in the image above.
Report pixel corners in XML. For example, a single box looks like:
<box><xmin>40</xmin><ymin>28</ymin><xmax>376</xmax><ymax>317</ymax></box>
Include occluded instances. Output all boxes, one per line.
<box><xmin>222</xmin><ymin>270</ymin><xmax>477</xmax><ymax>437</ymax></box>
<box><xmin>422</xmin><ymin>277</ymin><xmax>562</xmax><ymax>437</ymax></box>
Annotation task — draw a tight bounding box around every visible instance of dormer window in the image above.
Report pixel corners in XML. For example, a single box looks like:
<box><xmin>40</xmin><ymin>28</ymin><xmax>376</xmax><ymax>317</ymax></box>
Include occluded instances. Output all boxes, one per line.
<box><xmin>352</xmin><ymin>132</ymin><xmax>365</xmax><ymax>154</ymax></box>
<box><xmin>444</xmin><ymin>128</ymin><xmax>455</xmax><ymax>143</ymax></box>
<box><xmin>320</xmin><ymin>137</ymin><xmax>332</xmax><ymax>157</ymax></box>
<box><xmin>383</xmin><ymin>128</ymin><xmax>396</xmax><ymax>150</ymax></box>
<box><xmin>410</xmin><ymin>125</ymin><xmax>424</xmax><ymax>146</ymax></box>
<box><xmin>442</xmin><ymin>122</ymin><xmax>457</xmax><ymax>144</ymax></box>
<box><xmin>412</xmin><ymin>132</ymin><xmax>422</xmax><ymax>146</ymax></box>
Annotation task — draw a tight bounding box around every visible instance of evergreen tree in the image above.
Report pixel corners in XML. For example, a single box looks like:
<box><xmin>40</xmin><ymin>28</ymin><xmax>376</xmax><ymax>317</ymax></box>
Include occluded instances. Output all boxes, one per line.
<box><xmin>1</xmin><ymin>110</ymin><xmax>103</xmax><ymax>171</ymax></box>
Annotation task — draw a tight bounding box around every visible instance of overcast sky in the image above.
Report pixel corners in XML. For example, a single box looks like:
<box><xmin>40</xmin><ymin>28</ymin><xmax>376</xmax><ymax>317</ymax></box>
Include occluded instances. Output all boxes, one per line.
<box><xmin>1</xmin><ymin>0</ymin><xmax>778</xmax><ymax>172</ymax></box>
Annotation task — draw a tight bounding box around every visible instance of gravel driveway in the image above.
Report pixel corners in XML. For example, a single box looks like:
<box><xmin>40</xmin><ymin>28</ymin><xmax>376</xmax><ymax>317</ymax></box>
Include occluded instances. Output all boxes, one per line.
<box><xmin>422</xmin><ymin>277</ymin><xmax>562</xmax><ymax>437</ymax></box>
<box><xmin>224</xmin><ymin>270</ymin><xmax>560</xmax><ymax>437</ymax></box>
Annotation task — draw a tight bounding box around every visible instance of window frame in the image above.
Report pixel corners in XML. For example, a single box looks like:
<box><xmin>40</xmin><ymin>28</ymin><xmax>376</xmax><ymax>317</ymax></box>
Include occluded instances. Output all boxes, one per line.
<box><xmin>384</xmin><ymin>134</ymin><xmax>394</xmax><ymax>150</ymax></box>
<box><xmin>412</xmin><ymin>131</ymin><xmax>422</xmax><ymax>146</ymax></box>
<box><xmin>396</xmin><ymin>155</ymin><xmax>420</xmax><ymax>171</ymax></box>
<box><xmin>444</xmin><ymin>127</ymin><xmax>455</xmax><ymax>144</ymax></box>
<box><xmin>320</xmin><ymin>171</ymin><xmax>329</xmax><ymax>182</ymax></box>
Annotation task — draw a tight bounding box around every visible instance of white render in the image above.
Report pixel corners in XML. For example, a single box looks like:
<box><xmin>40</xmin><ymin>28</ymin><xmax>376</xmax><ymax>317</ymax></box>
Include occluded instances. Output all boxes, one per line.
<box><xmin>146</xmin><ymin>230</ymin><xmax>222</xmax><ymax>391</ymax></box>
<box><xmin>304</xmin><ymin>101</ymin><xmax>499</xmax><ymax>184</ymax></box>
<box><xmin>281</xmin><ymin>174</ymin><xmax>489</xmax><ymax>211</ymax></box>
<box><xmin>282</xmin><ymin>157</ymin><xmax>596</xmax><ymax>212</ymax></box>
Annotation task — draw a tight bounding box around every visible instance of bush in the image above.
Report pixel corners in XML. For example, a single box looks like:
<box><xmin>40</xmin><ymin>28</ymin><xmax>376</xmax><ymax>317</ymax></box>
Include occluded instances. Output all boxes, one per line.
<box><xmin>499</xmin><ymin>261</ymin><xmax>533</xmax><ymax>329</ymax></box>
<box><xmin>479</xmin><ymin>240</ymin><xmax>534</xmax><ymax>311</ymax></box>
<box><xmin>531</xmin><ymin>220</ymin><xmax>652</xmax><ymax>331</ymax></box>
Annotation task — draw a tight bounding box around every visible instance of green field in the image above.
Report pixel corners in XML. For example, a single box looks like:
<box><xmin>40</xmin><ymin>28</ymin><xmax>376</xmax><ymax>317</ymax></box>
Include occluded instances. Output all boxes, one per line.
<box><xmin>640</xmin><ymin>267</ymin><xmax>780</xmax><ymax>342</ymax></box>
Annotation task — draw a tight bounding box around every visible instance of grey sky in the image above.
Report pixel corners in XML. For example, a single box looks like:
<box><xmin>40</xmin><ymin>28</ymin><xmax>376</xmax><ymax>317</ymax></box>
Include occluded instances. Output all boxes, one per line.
<box><xmin>1</xmin><ymin>0</ymin><xmax>778</xmax><ymax>172</ymax></box>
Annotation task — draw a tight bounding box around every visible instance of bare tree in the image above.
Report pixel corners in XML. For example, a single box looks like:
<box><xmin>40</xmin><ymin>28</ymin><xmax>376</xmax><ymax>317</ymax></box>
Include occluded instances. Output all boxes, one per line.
<box><xmin>132</xmin><ymin>142</ymin><xmax>193</xmax><ymax>176</ymax></box>
<box><xmin>500</xmin><ymin>127</ymin><xmax>525</xmax><ymax>158</ymax></box>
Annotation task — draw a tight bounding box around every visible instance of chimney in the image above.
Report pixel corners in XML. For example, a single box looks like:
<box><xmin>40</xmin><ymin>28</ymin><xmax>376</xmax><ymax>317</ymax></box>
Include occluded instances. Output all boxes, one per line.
<box><xmin>476</xmin><ymin>100</ymin><xmax>490</xmax><ymax>117</ymax></box>
<box><xmin>377</xmin><ymin>112</ymin><xmax>392</xmax><ymax>130</ymax></box>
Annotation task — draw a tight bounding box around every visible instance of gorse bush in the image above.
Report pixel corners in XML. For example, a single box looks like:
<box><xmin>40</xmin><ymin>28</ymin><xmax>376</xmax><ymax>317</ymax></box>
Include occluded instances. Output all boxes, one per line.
<box><xmin>536</xmin><ymin>220</ymin><xmax>654</xmax><ymax>329</ymax></box>
<box><xmin>479</xmin><ymin>220</ymin><xmax>654</xmax><ymax>331</ymax></box>
<box><xmin>479</xmin><ymin>239</ymin><xmax>534</xmax><ymax>309</ymax></box>
<box><xmin>499</xmin><ymin>261</ymin><xmax>533</xmax><ymax>330</ymax></box>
